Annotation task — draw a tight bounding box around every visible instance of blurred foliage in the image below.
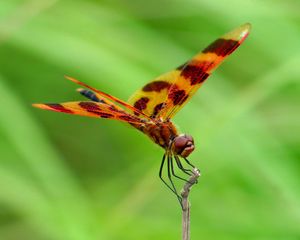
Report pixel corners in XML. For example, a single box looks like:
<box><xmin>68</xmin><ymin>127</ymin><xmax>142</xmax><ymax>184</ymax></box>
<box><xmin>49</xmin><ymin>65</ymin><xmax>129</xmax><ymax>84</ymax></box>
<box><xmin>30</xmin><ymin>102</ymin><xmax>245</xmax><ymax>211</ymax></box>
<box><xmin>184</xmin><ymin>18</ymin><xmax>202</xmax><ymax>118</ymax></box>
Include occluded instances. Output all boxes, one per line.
<box><xmin>0</xmin><ymin>0</ymin><xmax>300</xmax><ymax>239</ymax></box>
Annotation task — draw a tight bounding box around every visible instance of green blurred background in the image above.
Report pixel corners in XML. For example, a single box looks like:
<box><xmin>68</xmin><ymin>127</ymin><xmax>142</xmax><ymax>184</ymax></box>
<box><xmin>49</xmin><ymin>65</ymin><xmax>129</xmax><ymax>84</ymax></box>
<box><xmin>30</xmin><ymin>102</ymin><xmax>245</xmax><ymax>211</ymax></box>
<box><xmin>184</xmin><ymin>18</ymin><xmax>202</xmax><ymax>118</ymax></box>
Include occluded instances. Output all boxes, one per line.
<box><xmin>0</xmin><ymin>0</ymin><xmax>300</xmax><ymax>239</ymax></box>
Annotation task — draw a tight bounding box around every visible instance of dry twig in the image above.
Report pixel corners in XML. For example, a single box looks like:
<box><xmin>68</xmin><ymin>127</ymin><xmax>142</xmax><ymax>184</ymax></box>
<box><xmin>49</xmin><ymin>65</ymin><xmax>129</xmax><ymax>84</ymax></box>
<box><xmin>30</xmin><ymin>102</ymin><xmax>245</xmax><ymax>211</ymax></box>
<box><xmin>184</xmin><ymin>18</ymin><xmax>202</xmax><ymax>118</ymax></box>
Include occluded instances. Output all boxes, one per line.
<box><xmin>181</xmin><ymin>168</ymin><xmax>200</xmax><ymax>240</ymax></box>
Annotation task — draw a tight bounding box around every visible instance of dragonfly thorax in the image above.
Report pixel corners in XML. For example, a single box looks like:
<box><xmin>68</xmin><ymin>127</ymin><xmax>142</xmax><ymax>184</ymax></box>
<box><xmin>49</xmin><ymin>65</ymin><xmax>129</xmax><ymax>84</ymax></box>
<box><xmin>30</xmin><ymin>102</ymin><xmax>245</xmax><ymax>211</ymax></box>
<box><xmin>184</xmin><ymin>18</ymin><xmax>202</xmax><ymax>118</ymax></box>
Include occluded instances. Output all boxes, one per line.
<box><xmin>138</xmin><ymin>121</ymin><xmax>195</xmax><ymax>157</ymax></box>
<box><xmin>171</xmin><ymin>134</ymin><xmax>194</xmax><ymax>157</ymax></box>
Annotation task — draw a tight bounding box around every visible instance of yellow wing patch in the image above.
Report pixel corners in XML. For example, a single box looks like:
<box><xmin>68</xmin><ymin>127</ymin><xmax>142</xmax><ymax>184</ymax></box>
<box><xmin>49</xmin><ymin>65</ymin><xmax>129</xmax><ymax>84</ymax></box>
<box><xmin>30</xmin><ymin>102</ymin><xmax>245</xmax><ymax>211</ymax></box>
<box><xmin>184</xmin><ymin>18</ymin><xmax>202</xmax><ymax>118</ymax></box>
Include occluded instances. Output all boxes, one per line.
<box><xmin>127</xmin><ymin>70</ymin><xmax>180</xmax><ymax>118</ymax></box>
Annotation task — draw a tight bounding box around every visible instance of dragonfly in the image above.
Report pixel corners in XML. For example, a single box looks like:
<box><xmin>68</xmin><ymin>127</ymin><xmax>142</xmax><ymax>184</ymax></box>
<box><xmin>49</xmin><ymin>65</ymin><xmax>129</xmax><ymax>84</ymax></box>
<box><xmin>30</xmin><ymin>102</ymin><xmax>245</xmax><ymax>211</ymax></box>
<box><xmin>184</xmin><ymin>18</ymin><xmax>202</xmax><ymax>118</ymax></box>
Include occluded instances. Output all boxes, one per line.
<box><xmin>33</xmin><ymin>23</ymin><xmax>251</xmax><ymax>205</ymax></box>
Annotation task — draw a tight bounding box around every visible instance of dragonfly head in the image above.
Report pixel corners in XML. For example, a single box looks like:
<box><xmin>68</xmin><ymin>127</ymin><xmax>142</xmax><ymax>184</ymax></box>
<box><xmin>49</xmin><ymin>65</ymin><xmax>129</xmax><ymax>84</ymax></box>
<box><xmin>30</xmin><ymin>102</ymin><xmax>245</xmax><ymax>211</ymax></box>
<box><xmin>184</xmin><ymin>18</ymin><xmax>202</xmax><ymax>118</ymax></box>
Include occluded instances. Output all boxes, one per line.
<box><xmin>172</xmin><ymin>134</ymin><xmax>194</xmax><ymax>158</ymax></box>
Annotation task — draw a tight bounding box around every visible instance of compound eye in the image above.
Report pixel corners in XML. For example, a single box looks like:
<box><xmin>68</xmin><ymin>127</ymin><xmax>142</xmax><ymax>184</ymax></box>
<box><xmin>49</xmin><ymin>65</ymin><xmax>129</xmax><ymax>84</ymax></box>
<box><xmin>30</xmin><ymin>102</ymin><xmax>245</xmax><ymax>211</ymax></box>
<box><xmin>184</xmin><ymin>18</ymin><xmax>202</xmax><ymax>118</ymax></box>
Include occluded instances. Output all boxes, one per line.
<box><xmin>172</xmin><ymin>135</ymin><xmax>195</xmax><ymax>157</ymax></box>
<box><xmin>174</xmin><ymin>136</ymin><xmax>188</xmax><ymax>150</ymax></box>
<box><xmin>185</xmin><ymin>135</ymin><xmax>194</xmax><ymax>143</ymax></box>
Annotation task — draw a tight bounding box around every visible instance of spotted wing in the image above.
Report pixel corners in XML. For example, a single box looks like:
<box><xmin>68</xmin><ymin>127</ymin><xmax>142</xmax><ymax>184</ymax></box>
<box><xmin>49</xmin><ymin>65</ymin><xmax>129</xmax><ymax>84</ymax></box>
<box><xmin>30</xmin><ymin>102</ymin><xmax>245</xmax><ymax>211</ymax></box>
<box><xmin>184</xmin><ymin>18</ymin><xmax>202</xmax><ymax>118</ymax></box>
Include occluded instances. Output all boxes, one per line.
<box><xmin>157</xmin><ymin>23</ymin><xmax>251</xmax><ymax>120</ymax></box>
<box><xmin>32</xmin><ymin>101</ymin><xmax>145</xmax><ymax>124</ymax></box>
<box><xmin>128</xmin><ymin>71</ymin><xmax>178</xmax><ymax>118</ymax></box>
<box><xmin>76</xmin><ymin>88</ymin><xmax>124</xmax><ymax>112</ymax></box>
<box><xmin>128</xmin><ymin>23</ymin><xmax>251</xmax><ymax>120</ymax></box>
<box><xmin>65</xmin><ymin>76</ymin><xmax>154</xmax><ymax>122</ymax></box>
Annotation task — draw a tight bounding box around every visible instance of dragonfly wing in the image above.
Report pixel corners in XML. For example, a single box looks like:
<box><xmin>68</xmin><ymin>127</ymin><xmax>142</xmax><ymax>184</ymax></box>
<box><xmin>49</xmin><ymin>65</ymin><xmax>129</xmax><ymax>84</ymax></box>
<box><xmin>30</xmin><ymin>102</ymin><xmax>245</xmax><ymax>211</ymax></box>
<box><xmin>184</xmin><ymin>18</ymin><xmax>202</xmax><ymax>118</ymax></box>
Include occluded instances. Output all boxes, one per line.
<box><xmin>33</xmin><ymin>101</ymin><xmax>146</xmax><ymax>124</ymax></box>
<box><xmin>65</xmin><ymin>76</ymin><xmax>154</xmax><ymax>122</ymax></box>
<box><xmin>157</xmin><ymin>23</ymin><xmax>251</xmax><ymax>120</ymax></box>
<box><xmin>76</xmin><ymin>88</ymin><xmax>125</xmax><ymax>111</ymax></box>
<box><xmin>127</xmin><ymin>70</ymin><xmax>179</xmax><ymax>118</ymax></box>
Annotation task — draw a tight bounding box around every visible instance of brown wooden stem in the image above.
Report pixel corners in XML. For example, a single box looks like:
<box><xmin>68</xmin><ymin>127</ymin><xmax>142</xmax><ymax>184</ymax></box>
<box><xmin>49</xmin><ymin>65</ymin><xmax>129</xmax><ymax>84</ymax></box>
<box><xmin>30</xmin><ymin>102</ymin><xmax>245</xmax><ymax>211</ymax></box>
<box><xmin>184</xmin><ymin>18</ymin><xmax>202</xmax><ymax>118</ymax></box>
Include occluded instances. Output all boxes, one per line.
<box><xmin>181</xmin><ymin>168</ymin><xmax>200</xmax><ymax>240</ymax></box>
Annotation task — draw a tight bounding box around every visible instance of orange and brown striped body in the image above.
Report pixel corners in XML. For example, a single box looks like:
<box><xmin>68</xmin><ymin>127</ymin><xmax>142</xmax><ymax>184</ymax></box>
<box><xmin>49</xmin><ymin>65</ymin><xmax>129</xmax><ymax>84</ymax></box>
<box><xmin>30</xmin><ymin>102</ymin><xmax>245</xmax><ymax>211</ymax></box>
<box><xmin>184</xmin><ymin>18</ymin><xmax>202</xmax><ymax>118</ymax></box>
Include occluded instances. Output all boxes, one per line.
<box><xmin>132</xmin><ymin>120</ymin><xmax>179</xmax><ymax>149</ymax></box>
<box><xmin>132</xmin><ymin>121</ymin><xmax>195</xmax><ymax>158</ymax></box>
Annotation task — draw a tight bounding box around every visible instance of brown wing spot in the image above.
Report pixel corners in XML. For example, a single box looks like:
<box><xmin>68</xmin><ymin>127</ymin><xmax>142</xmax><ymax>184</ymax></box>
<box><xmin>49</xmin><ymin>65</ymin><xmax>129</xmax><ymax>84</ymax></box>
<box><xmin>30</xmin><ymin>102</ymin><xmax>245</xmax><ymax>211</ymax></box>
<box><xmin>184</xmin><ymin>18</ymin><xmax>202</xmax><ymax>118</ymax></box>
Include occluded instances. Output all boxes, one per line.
<box><xmin>151</xmin><ymin>102</ymin><xmax>165</xmax><ymax>118</ymax></box>
<box><xmin>47</xmin><ymin>103</ymin><xmax>73</xmax><ymax>113</ymax></box>
<box><xmin>78</xmin><ymin>101</ymin><xmax>110</xmax><ymax>116</ymax></box>
<box><xmin>79</xmin><ymin>102</ymin><xmax>100</xmax><ymax>111</ymax></box>
<box><xmin>142</xmin><ymin>81</ymin><xmax>171</xmax><ymax>92</ymax></box>
<box><xmin>133</xmin><ymin>97</ymin><xmax>149</xmax><ymax>114</ymax></box>
<box><xmin>168</xmin><ymin>88</ymin><xmax>188</xmax><ymax>105</ymax></box>
<box><xmin>181</xmin><ymin>64</ymin><xmax>210</xmax><ymax>85</ymax></box>
<box><xmin>119</xmin><ymin>115</ymin><xmax>140</xmax><ymax>122</ymax></box>
<box><xmin>97</xmin><ymin>112</ymin><xmax>114</xmax><ymax>118</ymax></box>
<box><xmin>203</xmin><ymin>38</ymin><xmax>239</xmax><ymax>56</ymax></box>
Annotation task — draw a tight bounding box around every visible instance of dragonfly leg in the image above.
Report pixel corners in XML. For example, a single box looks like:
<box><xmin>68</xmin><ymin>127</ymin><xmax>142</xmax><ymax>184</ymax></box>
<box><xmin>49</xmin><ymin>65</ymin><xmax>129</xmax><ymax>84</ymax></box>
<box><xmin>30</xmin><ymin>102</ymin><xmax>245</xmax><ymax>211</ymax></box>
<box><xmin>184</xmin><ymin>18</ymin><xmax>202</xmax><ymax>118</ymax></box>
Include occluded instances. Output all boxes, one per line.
<box><xmin>183</xmin><ymin>157</ymin><xmax>198</xmax><ymax>184</ymax></box>
<box><xmin>170</xmin><ymin>155</ymin><xmax>190</xmax><ymax>183</ymax></box>
<box><xmin>167</xmin><ymin>155</ymin><xmax>183</xmax><ymax>208</ymax></box>
<box><xmin>183</xmin><ymin>157</ymin><xmax>195</xmax><ymax>168</ymax></box>
<box><xmin>159</xmin><ymin>153</ymin><xmax>178</xmax><ymax>196</ymax></box>
<box><xmin>174</xmin><ymin>155</ymin><xmax>193</xmax><ymax>175</ymax></box>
